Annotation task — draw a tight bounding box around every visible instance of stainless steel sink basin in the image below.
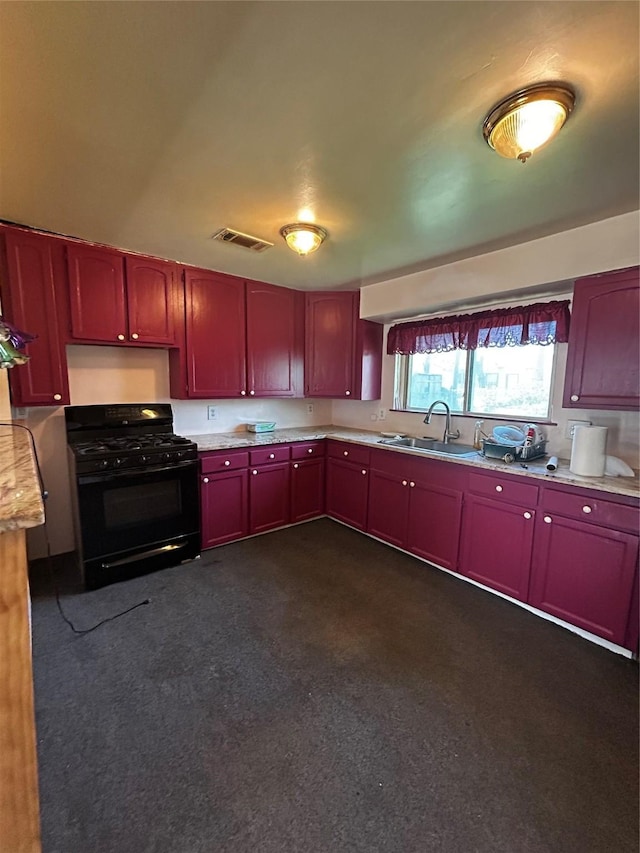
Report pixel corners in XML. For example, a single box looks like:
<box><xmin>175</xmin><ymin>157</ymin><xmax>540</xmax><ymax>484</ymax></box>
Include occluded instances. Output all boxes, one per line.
<box><xmin>379</xmin><ymin>437</ymin><xmax>477</xmax><ymax>456</ymax></box>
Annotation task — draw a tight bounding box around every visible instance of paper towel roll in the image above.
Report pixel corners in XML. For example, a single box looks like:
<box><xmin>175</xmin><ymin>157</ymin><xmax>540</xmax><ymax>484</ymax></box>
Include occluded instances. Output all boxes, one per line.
<box><xmin>570</xmin><ymin>425</ymin><xmax>608</xmax><ymax>476</ymax></box>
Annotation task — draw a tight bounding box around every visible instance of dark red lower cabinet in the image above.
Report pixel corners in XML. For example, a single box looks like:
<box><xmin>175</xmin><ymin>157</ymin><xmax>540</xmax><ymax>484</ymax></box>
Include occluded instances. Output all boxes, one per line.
<box><xmin>201</xmin><ymin>469</ymin><xmax>248</xmax><ymax>548</ymax></box>
<box><xmin>325</xmin><ymin>458</ymin><xmax>369</xmax><ymax>530</ymax></box>
<box><xmin>249</xmin><ymin>462</ymin><xmax>290</xmax><ymax>535</ymax></box>
<box><xmin>529</xmin><ymin>513</ymin><xmax>639</xmax><ymax>647</ymax></box>
<box><xmin>290</xmin><ymin>458</ymin><xmax>325</xmax><ymax>523</ymax></box>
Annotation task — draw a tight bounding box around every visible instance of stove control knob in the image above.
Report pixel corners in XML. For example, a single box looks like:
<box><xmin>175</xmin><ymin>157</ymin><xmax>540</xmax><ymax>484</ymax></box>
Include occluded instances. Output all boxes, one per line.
<box><xmin>140</xmin><ymin>455</ymin><xmax>148</xmax><ymax>464</ymax></box>
<box><xmin>161</xmin><ymin>452</ymin><xmax>171</xmax><ymax>462</ymax></box>
<box><xmin>114</xmin><ymin>458</ymin><xmax>123</xmax><ymax>467</ymax></box>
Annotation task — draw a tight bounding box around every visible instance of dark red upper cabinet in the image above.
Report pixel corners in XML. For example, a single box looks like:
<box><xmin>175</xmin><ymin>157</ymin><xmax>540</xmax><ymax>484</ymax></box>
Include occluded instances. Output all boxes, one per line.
<box><xmin>0</xmin><ymin>227</ymin><xmax>70</xmax><ymax>406</ymax></box>
<box><xmin>563</xmin><ymin>266</ymin><xmax>639</xmax><ymax>410</ymax></box>
<box><xmin>66</xmin><ymin>243</ymin><xmax>127</xmax><ymax>344</ymax></box>
<box><xmin>305</xmin><ymin>291</ymin><xmax>382</xmax><ymax>399</ymax></box>
<box><xmin>177</xmin><ymin>268</ymin><xmax>247</xmax><ymax>398</ymax></box>
<box><xmin>125</xmin><ymin>256</ymin><xmax>177</xmax><ymax>345</ymax></box>
<box><xmin>246</xmin><ymin>281</ymin><xmax>303</xmax><ymax>397</ymax></box>
<box><xmin>66</xmin><ymin>244</ymin><xmax>177</xmax><ymax>346</ymax></box>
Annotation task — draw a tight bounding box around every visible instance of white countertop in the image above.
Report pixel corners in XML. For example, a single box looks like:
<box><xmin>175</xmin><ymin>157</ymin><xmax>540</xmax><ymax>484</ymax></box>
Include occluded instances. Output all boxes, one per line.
<box><xmin>186</xmin><ymin>425</ymin><xmax>640</xmax><ymax>501</ymax></box>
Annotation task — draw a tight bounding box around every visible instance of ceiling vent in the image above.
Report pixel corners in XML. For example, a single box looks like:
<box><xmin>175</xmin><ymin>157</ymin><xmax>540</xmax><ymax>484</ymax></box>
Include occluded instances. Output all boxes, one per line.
<box><xmin>211</xmin><ymin>228</ymin><xmax>274</xmax><ymax>253</ymax></box>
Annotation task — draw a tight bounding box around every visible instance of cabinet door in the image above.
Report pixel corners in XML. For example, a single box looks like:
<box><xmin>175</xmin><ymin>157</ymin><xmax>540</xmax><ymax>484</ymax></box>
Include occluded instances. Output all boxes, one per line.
<box><xmin>246</xmin><ymin>281</ymin><xmax>303</xmax><ymax>397</ymax></box>
<box><xmin>530</xmin><ymin>513</ymin><xmax>638</xmax><ymax>647</ymax></box>
<box><xmin>563</xmin><ymin>267</ymin><xmax>639</xmax><ymax>410</ymax></box>
<box><xmin>459</xmin><ymin>495</ymin><xmax>535</xmax><ymax>601</ymax></box>
<box><xmin>325</xmin><ymin>458</ymin><xmax>369</xmax><ymax>530</ymax></box>
<box><xmin>0</xmin><ymin>229</ymin><xmax>70</xmax><ymax>406</ymax></box>
<box><xmin>290</xmin><ymin>458</ymin><xmax>325</xmax><ymax>522</ymax></box>
<box><xmin>407</xmin><ymin>481</ymin><xmax>462</xmax><ymax>572</ymax></box>
<box><xmin>305</xmin><ymin>292</ymin><xmax>356</xmax><ymax>397</ymax></box>
<box><xmin>125</xmin><ymin>256</ymin><xmax>176</xmax><ymax>345</ymax></box>
<box><xmin>184</xmin><ymin>269</ymin><xmax>246</xmax><ymax>398</ymax></box>
<box><xmin>249</xmin><ymin>462</ymin><xmax>290</xmax><ymax>534</ymax></box>
<box><xmin>66</xmin><ymin>243</ymin><xmax>127</xmax><ymax>343</ymax></box>
<box><xmin>201</xmin><ymin>469</ymin><xmax>248</xmax><ymax>548</ymax></box>
<box><xmin>367</xmin><ymin>469</ymin><xmax>409</xmax><ymax>547</ymax></box>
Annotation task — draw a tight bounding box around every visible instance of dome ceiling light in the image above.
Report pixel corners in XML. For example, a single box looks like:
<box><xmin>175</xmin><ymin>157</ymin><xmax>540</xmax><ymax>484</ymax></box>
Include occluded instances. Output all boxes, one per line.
<box><xmin>482</xmin><ymin>83</ymin><xmax>576</xmax><ymax>163</ymax></box>
<box><xmin>279</xmin><ymin>222</ymin><xmax>328</xmax><ymax>256</ymax></box>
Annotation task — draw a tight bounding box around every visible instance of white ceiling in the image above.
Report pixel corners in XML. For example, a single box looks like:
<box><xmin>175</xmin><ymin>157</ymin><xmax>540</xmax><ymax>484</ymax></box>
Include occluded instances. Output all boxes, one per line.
<box><xmin>0</xmin><ymin>1</ymin><xmax>638</xmax><ymax>291</ymax></box>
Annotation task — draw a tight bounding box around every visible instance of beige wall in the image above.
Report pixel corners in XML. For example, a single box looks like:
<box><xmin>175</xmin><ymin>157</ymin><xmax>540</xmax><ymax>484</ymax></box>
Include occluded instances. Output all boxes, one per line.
<box><xmin>18</xmin><ymin>211</ymin><xmax>640</xmax><ymax>560</ymax></box>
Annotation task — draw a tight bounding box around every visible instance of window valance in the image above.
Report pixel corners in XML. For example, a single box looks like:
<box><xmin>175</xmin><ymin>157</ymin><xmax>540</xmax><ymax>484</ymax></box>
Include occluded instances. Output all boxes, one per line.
<box><xmin>386</xmin><ymin>300</ymin><xmax>571</xmax><ymax>355</ymax></box>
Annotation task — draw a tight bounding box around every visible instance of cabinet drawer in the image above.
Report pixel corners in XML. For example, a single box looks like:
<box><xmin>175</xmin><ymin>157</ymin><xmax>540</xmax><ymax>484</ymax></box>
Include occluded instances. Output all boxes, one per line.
<box><xmin>291</xmin><ymin>441</ymin><xmax>325</xmax><ymax>460</ymax></box>
<box><xmin>327</xmin><ymin>440</ymin><xmax>370</xmax><ymax>465</ymax></box>
<box><xmin>543</xmin><ymin>487</ymin><xmax>639</xmax><ymax>533</ymax></box>
<box><xmin>468</xmin><ymin>472</ymin><xmax>538</xmax><ymax>507</ymax></box>
<box><xmin>201</xmin><ymin>450</ymin><xmax>249</xmax><ymax>473</ymax></box>
<box><xmin>249</xmin><ymin>445</ymin><xmax>291</xmax><ymax>465</ymax></box>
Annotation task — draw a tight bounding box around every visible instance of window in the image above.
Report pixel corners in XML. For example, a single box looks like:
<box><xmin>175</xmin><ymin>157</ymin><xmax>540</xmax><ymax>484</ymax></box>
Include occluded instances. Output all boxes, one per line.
<box><xmin>396</xmin><ymin>344</ymin><xmax>556</xmax><ymax>418</ymax></box>
<box><xmin>389</xmin><ymin>300</ymin><xmax>570</xmax><ymax>420</ymax></box>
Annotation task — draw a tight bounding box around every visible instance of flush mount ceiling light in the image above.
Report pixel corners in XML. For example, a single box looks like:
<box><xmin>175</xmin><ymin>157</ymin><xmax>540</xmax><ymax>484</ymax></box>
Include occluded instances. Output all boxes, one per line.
<box><xmin>279</xmin><ymin>222</ymin><xmax>328</xmax><ymax>256</ymax></box>
<box><xmin>482</xmin><ymin>83</ymin><xmax>576</xmax><ymax>163</ymax></box>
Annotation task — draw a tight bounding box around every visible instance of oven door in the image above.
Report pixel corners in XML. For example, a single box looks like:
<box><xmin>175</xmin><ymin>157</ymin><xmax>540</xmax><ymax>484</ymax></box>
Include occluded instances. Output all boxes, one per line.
<box><xmin>76</xmin><ymin>459</ymin><xmax>200</xmax><ymax>563</ymax></box>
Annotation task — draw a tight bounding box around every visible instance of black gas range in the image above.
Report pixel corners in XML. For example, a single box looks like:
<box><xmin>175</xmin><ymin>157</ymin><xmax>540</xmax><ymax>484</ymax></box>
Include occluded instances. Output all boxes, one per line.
<box><xmin>65</xmin><ymin>404</ymin><xmax>200</xmax><ymax>590</ymax></box>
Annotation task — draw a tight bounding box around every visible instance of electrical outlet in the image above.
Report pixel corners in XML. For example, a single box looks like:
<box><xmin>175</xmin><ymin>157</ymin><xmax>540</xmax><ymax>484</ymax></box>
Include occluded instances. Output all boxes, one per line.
<box><xmin>565</xmin><ymin>419</ymin><xmax>591</xmax><ymax>440</ymax></box>
<box><xmin>207</xmin><ymin>406</ymin><xmax>218</xmax><ymax>420</ymax></box>
<box><xmin>307</xmin><ymin>403</ymin><xmax>314</xmax><ymax>414</ymax></box>
<box><xmin>378</xmin><ymin>408</ymin><xmax>386</xmax><ymax>421</ymax></box>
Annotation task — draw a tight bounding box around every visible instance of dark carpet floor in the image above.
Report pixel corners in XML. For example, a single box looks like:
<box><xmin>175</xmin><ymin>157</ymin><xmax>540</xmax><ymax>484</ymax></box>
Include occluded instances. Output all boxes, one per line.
<box><xmin>30</xmin><ymin>518</ymin><xmax>638</xmax><ymax>853</ymax></box>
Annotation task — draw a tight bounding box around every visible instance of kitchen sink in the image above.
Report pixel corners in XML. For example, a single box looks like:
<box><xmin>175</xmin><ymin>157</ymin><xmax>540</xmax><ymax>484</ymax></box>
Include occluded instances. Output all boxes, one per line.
<box><xmin>379</xmin><ymin>436</ymin><xmax>478</xmax><ymax>456</ymax></box>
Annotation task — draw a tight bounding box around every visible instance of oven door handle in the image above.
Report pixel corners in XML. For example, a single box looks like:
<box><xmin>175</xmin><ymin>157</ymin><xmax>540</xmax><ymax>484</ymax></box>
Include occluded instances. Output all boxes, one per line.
<box><xmin>78</xmin><ymin>458</ymin><xmax>198</xmax><ymax>485</ymax></box>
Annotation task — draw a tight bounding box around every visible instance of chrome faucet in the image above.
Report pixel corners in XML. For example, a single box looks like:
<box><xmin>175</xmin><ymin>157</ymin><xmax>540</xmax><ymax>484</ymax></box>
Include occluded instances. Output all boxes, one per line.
<box><xmin>423</xmin><ymin>400</ymin><xmax>460</xmax><ymax>444</ymax></box>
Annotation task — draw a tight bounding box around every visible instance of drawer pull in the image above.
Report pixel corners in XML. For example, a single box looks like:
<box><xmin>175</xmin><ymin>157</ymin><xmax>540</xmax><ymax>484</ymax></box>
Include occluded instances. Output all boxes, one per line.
<box><xmin>269</xmin><ymin>453</ymin><xmax>275</xmax><ymax>459</ymax></box>
<box><xmin>544</xmin><ymin>515</ymin><xmax>552</xmax><ymax>523</ymax></box>
<box><xmin>252</xmin><ymin>469</ymin><xmax>258</xmax><ymax>475</ymax></box>
<box><xmin>203</xmin><ymin>477</ymin><xmax>209</xmax><ymax>484</ymax></box>
<box><xmin>308</xmin><ymin>448</ymin><xmax>313</xmax><ymax>454</ymax></box>
<box><xmin>293</xmin><ymin>463</ymin><xmax>299</xmax><ymax>469</ymax></box>
<box><xmin>495</xmin><ymin>485</ymin><xmax>503</xmax><ymax>492</ymax></box>
<box><xmin>343</xmin><ymin>450</ymin><xmax>349</xmax><ymax>456</ymax></box>
<box><xmin>582</xmin><ymin>505</ymin><xmax>592</xmax><ymax>514</ymax></box>
<box><xmin>223</xmin><ymin>460</ymin><xmax>230</xmax><ymax>466</ymax></box>
<box><xmin>409</xmin><ymin>481</ymin><xmax>415</xmax><ymax>488</ymax></box>
<box><xmin>361</xmin><ymin>469</ymin><xmax>367</xmax><ymax>475</ymax></box>
<box><xmin>402</xmin><ymin>480</ymin><xmax>408</xmax><ymax>486</ymax></box>
<box><xmin>523</xmin><ymin>511</ymin><xmax>532</xmax><ymax>520</ymax></box>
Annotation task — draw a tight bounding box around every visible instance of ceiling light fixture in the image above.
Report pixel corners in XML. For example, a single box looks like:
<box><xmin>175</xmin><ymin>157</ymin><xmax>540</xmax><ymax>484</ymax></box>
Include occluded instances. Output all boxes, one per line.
<box><xmin>482</xmin><ymin>82</ymin><xmax>576</xmax><ymax>163</ymax></box>
<box><xmin>279</xmin><ymin>222</ymin><xmax>328</xmax><ymax>256</ymax></box>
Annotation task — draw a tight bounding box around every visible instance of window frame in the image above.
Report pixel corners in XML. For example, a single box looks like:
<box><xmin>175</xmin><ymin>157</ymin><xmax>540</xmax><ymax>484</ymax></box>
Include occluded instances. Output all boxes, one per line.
<box><xmin>393</xmin><ymin>343</ymin><xmax>559</xmax><ymax>421</ymax></box>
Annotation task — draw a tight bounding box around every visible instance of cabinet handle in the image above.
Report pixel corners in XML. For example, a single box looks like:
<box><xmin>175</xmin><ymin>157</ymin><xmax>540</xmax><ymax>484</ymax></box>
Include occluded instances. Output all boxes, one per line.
<box><xmin>307</xmin><ymin>448</ymin><xmax>313</xmax><ymax>454</ymax></box>
<box><xmin>252</xmin><ymin>469</ymin><xmax>258</xmax><ymax>475</ymax></box>
<box><xmin>117</xmin><ymin>334</ymin><xmax>125</xmax><ymax>341</ymax></box>
<box><xmin>249</xmin><ymin>390</ymin><xmax>255</xmax><ymax>396</ymax></box>
<box><xmin>582</xmin><ymin>505</ymin><xmax>592</xmax><ymax>514</ymax></box>
<box><xmin>409</xmin><ymin>481</ymin><xmax>415</xmax><ymax>488</ymax></box>
<box><xmin>402</xmin><ymin>480</ymin><xmax>408</xmax><ymax>486</ymax></box>
<box><xmin>361</xmin><ymin>469</ymin><xmax>367</xmax><ymax>475</ymax></box>
<box><xmin>131</xmin><ymin>333</ymin><xmax>139</xmax><ymax>340</ymax></box>
<box><xmin>203</xmin><ymin>477</ymin><xmax>209</xmax><ymax>484</ymax></box>
<box><xmin>544</xmin><ymin>515</ymin><xmax>552</xmax><ymax>523</ymax></box>
<box><xmin>345</xmin><ymin>390</ymin><xmax>351</xmax><ymax>396</ymax></box>
<box><xmin>495</xmin><ymin>485</ymin><xmax>503</xmax><ymax>492</ymax></box>
<box><xmin>224</xmin><ymin>460</ymin><xmax>230</xmax><ymax>467</ymax></box>
<box><xmin>570</xmin><ymin>394</ymin><xmax>579</xmax><ymax>402</ymax></box>
<box><xmin>240</xmin><ymin>390</ymin><xmax>246</xmax><ymax>396</ymax></box>
<box><xmin>343</xmin><ymin>450</ymin><xmax>349</xmax><ymax>456</ymax></box>
<box><xmin>523</xmin><ymin>511</ymin><xmax>532</xmax><ymax>520</ymax></box>
<box><xmin>53</xmin><ymin>393</ymin><xmax>62</xmax><ymax>401</ymax></box>
<box><xmin>269</xmin><ymin>453</ymin><xmax>275</xmax><ymax>459</ymax></box>
<box><xmin>293</xmin><ymin>463</ymin><xmax>299</xmax><ymax>469</ymax></box>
